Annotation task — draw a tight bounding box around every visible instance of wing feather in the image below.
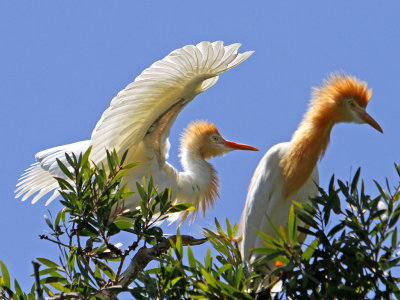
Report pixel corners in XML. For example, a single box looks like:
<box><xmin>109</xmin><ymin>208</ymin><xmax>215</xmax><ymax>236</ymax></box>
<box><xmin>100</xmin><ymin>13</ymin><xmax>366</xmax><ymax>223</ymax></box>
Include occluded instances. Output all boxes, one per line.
<box><xmin>15</xmin><ymin>140</ymin><xmax>90</xmax><ymax>204</ymax></box>
<box><xmin>90</xmin><ymin>41</ymin><xmax>253</xmax><ymax>163</ymax></box>
<box><xmin>241</xmin><ymin>142</ymin><xmax>319</xmax><ymax>265</ymax></box>
<box><xmin>241</xmin><ymin>143</ymin><xmax>288</xmax><ymax>261</ymax></box>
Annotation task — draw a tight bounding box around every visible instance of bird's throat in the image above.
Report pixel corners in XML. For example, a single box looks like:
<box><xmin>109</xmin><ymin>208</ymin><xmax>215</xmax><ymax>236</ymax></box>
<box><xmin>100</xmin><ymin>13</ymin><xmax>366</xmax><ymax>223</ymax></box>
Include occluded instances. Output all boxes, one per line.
<box><xmin>179</xmin><ymin>149</ymin><xmax>219</xmax><ymax>219</ymax></box>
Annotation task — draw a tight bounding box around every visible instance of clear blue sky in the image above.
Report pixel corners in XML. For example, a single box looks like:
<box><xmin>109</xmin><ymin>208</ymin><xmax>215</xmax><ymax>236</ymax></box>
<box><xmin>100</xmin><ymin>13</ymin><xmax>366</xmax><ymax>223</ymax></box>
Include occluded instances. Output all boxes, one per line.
<box><xmin>1</xmin><ymin>1</ymin><xmax>399</xmax><ymax>290</ymax></box>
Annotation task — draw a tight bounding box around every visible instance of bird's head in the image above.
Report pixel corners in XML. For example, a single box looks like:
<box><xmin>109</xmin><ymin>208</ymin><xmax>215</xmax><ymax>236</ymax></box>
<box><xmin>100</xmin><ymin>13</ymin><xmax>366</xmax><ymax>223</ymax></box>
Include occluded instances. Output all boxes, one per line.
<box><xmin>311</xmin><ymin>73</ymin><xmax>382</xmax><ymax>133</ymax></box>
<box><xmin>181</xmin><ymin>120</ymin><xmax>259</xmax><ymax>160</ymax></box>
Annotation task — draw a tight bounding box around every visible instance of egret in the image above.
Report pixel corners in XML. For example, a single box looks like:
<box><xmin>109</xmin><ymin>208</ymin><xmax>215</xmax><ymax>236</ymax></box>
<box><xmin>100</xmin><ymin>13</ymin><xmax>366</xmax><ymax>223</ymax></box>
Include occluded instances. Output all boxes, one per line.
<box><xmin>241</xmin><ymin>73</ymin><xmax>382</xmax><ymax>268</ymax></box>
<box><xmin>16</xmin><ymin>41</ymin><xmax>258</xmax><ymax>223</ymax></box>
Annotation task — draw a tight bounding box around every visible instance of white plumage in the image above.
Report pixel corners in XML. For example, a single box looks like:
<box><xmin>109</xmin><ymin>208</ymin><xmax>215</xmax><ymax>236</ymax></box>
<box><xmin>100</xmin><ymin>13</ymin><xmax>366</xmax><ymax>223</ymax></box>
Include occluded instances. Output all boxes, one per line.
<box><xmin>241</xmin><ymin>142</ymin><xmax>319</xmax><ymax>264</ymax></box>
<box><xmin>16</xmin><ymin>41</ymin><xmax>255</xmax><ymax>222</ymax></box>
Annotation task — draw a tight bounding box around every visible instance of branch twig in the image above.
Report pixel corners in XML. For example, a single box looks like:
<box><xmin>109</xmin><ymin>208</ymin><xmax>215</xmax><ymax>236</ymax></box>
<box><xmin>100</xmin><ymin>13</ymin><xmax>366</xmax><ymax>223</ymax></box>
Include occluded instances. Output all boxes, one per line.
<box><xmin>32</xmin><ymin>261</ymin><xmax>44</xmax><ymax>300</ymax></box>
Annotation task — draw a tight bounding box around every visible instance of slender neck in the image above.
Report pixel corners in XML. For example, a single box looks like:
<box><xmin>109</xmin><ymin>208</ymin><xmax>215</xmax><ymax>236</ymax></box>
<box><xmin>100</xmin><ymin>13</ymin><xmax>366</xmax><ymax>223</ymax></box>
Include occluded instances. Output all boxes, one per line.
<box><xmin>179</xmin><ymin>147</ymin><xmax>219</xmax><ymax>216</ymax></box>
<box><xmin>280</xmin><ymin>105</ymin><xmax>335</xmax><ymax>197</ymax></box>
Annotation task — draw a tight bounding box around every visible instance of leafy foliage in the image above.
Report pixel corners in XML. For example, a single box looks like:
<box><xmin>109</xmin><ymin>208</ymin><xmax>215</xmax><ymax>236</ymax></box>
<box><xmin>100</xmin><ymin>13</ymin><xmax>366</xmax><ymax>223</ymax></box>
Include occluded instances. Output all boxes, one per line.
<box><xmin>131</xmin><ymin>219</ymin><xmax>255</xmax><ymax>299</ymax></box>
<box><xmin>253</xmin><ymin>166</ymin><xmax>400</xmax><ymax>299</ymax></box>
<box><xmin>1</xmin><ymin>148</ymin><xmax>399</xmax><ymax>299</ymax></box>
<box><xmin>1</xmin><ymin>148</ymin><xmax>192</xmax><ymax>299</ymax></box>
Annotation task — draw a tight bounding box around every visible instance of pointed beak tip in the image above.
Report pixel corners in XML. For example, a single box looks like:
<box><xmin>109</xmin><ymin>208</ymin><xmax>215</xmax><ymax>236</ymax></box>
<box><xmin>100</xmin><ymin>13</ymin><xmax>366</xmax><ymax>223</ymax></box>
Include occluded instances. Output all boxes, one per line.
<box><xmin>360</xmin><ymin>111</ymin><xmax>383</xmax><ymax>134</ymax></box>
<box><xmin>369</xmin><ymin>120</ymin><xmax>383</xmax><ymax>134</ymax></box>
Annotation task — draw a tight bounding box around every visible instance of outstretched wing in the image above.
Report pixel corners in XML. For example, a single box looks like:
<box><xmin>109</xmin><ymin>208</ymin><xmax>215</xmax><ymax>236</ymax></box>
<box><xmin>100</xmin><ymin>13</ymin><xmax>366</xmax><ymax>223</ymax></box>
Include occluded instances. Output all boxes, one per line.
<box><xmin>89</xmin><ymin>41</ymin><xmax>254</xmax><ymax>164</ymax></box>
<box><xmin>15</xmin><ymin>41</ymin><xmax>253</xmax><ymax>206</ymax></box>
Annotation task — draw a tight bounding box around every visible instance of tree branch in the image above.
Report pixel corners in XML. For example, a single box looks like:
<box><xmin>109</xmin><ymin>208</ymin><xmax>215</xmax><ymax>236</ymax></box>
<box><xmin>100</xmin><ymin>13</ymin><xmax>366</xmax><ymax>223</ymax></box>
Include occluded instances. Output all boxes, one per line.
<box><xmin>99</xmin><ymin>235</ymin><xmax>207</xmax><ymax>299</ymax></box>
<box><xmin>119</xmin><ymin>235</ymin><xmax>207</xmax><ymax>287</ymax></box>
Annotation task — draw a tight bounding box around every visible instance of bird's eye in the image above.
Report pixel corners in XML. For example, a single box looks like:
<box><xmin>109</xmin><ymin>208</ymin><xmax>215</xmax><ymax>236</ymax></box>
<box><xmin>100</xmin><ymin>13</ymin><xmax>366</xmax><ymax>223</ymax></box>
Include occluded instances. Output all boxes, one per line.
<box><xmin>348</xmin><ymin>99</ymin><xmax>355</xmax><ymax>107</ymax></box>
<box><xmin>211</xmin><ymin>135</ymin><xmax>219</xmax><ymax>142</ymax></box>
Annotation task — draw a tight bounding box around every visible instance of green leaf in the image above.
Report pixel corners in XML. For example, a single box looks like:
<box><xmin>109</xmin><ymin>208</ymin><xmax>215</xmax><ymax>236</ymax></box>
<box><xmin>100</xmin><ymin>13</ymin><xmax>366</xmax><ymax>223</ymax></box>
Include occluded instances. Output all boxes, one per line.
<box><xmin>120</xmin><ymin>149</ymin><xmax>129</xmax><ymax>166</ymax></box>
<box><xmin>392</xmin><ymin>227</ymin><xmax>398</xmax><ymax>250</ymax></box>
<box><xmin>337</xmin><ymin>179</ymin><xmax>349</xmax><ymax>197</ymax></box>
<box><xmin>288</xmin><ymin>205</ymin><xmax>297</xmax><ymax>244</ymax></box>
<box><xmin>374</xmin><ymin>180</ymin><xmax>390</xmax><ymax>200</ymax></box>
<box><xmin>36</xmin><ymin>258</ymin><xmax>60</xmax><ymax>269</ymax></box>
<box><xmin>171</xmin><ymin>277</ymin><xmax>182</xmax><ymax>286</ymax></box>
<box><xmin>0</xmin><ymin>260</ymin><xmax>10</xmax><ymax>288</ymax></box>
<box><xmin>123</xmin><ymin>162</ymin><xmax>141</xmax><ymax>170</ymax></box>
<box><xmin>64</xmin><ymin>152</ymin><xmax>75</xmax><ymax>169</ymax></box>
<box><xmin>81</xmin><ymin>146</ymin><xmax>92</xmax><ymax>165</ymax></box>
<box><xmin>251</xmin><ymin>247</ymin><xmax>278</xmax><ymax>255</ymax></box>
<box><xmin>76</xmin><ymin>257</ymin><xmax>94</xmax><ymax>285</ymax></box>
<box><xmin>79</xmin><ymin>224</ymin><xmax>99</xmax><ymax>237</ymax></box>
<box><xmin>200</xmin><ymin>268</ymin><xmax>216</xmax><ymax>287</ymax></box>
<box><xmin>351</xmin><ymin>168</ymin><xmax>361</xmax><ymax>193</ymax></box>
<box><xmin>264</xmin><ymin>214</ymin><xmax>286</xmax><ymax>242</ymax></box>
<box><xmin>136</xmin><ymin>182</ymin><xmax>147</xmax><ymax>202</ymax></box>
<box><xmin>301</xmin><ymin>238</ymin><xmax>319</xmax><ymax>261</ymax></box>
<box><xmin>106</xmin><ymin>150</ymin><xmax>115</xmax><ymax>172</ymax></box>
<box><xmin>113</xmin><ymin>220</ymin><xmax>134</xmax><ymax>230</ymax></box>
<box><xmin>205</xmin><ymin>248</ymin><xmax>212</xmax><ymax>271</ymax></box>
<box><xmin>40</xmin><ymin>276</ymin><xmax>68</xmax><ymax>284</ymax></box>
<box><xmin>44</xmin><ymin>214</ymin><xmax>53</xmax><ymax>230</ymax></box>
<box><xmin>168</xmin><ymin>203</ymin><xmax>194</xmax><ymax>213</ymax></box>
<box><xmin>254</xmin><ymin>229</ymin><xmax>279</xmax><ymax>247</ymax></box>
<box><xmin>54</xmin><ymin>209</ymin><xmax>64</xmax><ymax>228</ymax></box>
<box><xmin>217</xmin><ymin>264</ymin><xmax>232</xmax><ymax>276</ymax></box>
<box><xmin>187</xmin><ymin>246</ymin><xmax>196</xmax><ymax>269</ymax></box>
<box><xmin>67</xmin><ymin>247</ymin><xmax>76</xmax><ymax>273</ymax></box>
<box><xmin>94</xmin><ymin>259</ymin><xmax>115</xmax><ymax>280</ymax></box>
<box><xmin>56</xmin><ymin>158</ymin><xmax>74</xmax><ymax>180</ymax></box>
<box><xmin>328</xmin><ymin>222</ymin><xmax>345</xmax><ymax>237</ymax></box>
<box><xmin>54</xmin><ymin>177</ymin><xmax>75</xmax><ymax>191</ymax></box>
<box><xmin>226</xmin><ymin>218</ymin><xmax>233</xmax><ymax>239</ymax></box>
<box><xmin>147</xmin><ymin>175</ymin><xmax>154</xmax><ymax>196</ymax></box>
<box><xmin>14</xmin><ymin>279</ymin><xmax>23</xmax><ymax>296</ymax></box>
<box><xmin>49</xmin><ymin>282</ymin><xmax>70</xmax><ymax>293</ymax></box>
<box><xmin>37</xmin><ymin>268</ymin><xmax>63</xmax><ymax>277</ymax></box>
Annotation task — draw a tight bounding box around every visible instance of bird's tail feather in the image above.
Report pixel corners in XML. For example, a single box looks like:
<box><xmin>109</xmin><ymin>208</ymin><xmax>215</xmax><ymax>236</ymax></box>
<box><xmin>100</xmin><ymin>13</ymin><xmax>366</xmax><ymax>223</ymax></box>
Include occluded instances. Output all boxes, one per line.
<box><xmin>15</xmin><ymin>140</ymin><xmax>91</xmax><ymax>205</ymax></box>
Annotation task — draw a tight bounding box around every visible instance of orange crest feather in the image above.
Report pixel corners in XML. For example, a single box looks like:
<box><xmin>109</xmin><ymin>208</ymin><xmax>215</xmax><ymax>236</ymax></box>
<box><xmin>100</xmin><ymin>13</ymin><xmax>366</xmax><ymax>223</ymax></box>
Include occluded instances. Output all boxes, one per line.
<box><xmin>180</xmin><ymin>120</ymin><xmax>220</xmax><ymax>155</ymax></box>
<box><xmin>313</xmin><ymin>73</ymin><xmax>372</xmax><ymax>108</ymax></box>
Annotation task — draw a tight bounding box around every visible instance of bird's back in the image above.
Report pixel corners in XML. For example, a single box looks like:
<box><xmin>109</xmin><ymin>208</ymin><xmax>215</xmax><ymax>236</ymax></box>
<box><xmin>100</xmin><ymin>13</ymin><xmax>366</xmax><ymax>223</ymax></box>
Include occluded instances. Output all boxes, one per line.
<box><xmin>120</xmin><ymin>139</ymin><xmax>179</xmax><ymax>210</ymax></box>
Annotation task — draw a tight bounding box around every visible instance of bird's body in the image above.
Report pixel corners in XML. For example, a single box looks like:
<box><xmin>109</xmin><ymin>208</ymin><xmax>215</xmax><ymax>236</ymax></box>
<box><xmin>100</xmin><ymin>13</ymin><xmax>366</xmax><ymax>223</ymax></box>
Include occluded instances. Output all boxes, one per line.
<box><xmin>16</xmin><ymin>41</ymin><xmax>257</xmax><ymax>223</ymax></box>
<box><xmin>241</xmin><ymin>73</ymin><xmax>382</xmax><ymax>267</ymax></box>
<box><xmin>242</xmin><ymin>142</ymin><xmax>319</xmax><ymax>263</ymax></box>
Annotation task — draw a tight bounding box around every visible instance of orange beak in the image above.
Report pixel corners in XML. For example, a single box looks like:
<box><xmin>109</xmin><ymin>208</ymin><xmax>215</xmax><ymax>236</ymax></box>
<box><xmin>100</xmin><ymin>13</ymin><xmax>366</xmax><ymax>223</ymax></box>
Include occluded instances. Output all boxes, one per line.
<box><xmin>222</xmin><ymin>140</ymin><xmax>259</xmax><ymax>151</ymax></box>
<box><xmin>359</xmin><ymin>111</ymin><xmax>383</xmax><ymax>133</ymax></box>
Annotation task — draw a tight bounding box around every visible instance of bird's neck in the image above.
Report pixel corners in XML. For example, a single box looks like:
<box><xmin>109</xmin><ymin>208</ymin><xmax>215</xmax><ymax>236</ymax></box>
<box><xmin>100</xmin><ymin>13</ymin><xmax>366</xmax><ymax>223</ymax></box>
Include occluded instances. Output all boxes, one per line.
<box><xmin>280</xmin><ymin>105</ymin><xmax>335</xmax><ymax>197</ymax></box>
<box><xmin>178</xmin><ymin>148</ymin><xmax>219</xmax><ymax>219</ymax></box>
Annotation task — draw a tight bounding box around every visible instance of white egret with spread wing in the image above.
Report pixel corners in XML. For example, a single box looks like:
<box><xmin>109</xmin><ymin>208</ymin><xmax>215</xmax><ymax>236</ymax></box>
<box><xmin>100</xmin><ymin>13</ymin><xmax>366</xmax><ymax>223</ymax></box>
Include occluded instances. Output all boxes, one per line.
<box><xmin>16</xmin><ymin>41</ymin><xmax>257</xmax><ymax>223</ymax></box>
